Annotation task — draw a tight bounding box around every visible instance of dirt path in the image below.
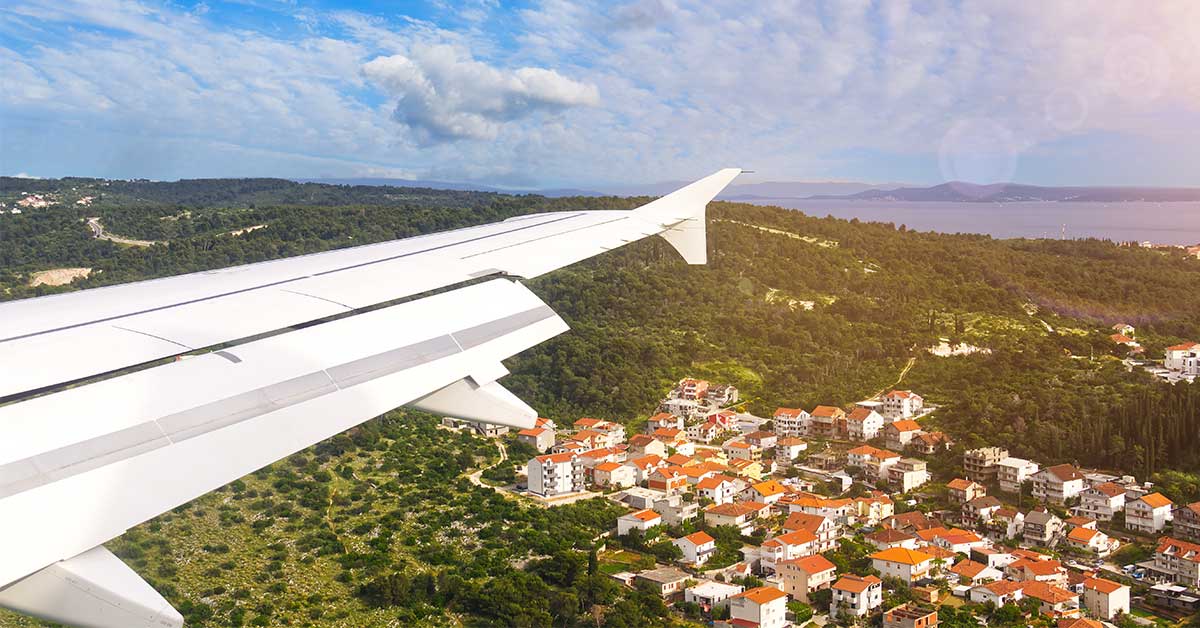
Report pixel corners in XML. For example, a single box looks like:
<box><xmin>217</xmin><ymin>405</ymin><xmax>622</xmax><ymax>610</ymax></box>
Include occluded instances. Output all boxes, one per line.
<box><xmin>870</xmin><ymin>356</ymin><xmax>917</xmax><ymax>400</ymax></box>
<box><xmin>715</xmin><ymin>219</ymin><xmax>839</xmax><ymax>247</ymax></box>
<box><xmin>467</xmin><ymin>440</ymin><xmax>509</xmax><ymax>488</ymax></box>
<box><xmin>86</xmin><ymin>217</ymin><xmax>162</xmax><ymax>247</ymax></box>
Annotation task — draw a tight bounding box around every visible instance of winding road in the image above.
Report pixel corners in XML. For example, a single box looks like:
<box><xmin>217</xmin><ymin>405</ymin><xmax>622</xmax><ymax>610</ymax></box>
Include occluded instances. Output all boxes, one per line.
<box><xmin>86</xmin><ymin>217</ymin><xmax>161</xmax><ymax>247</ymax></box>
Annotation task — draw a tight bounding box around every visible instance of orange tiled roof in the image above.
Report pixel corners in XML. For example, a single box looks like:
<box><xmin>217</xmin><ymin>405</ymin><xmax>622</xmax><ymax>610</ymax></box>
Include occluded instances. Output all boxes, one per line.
<box><xmin>870</xmin><ymin>547</ymin><xmax>934</xmax><ymax>566</ymax></box>
<box><xmin>889</xmin><ymin>419</ymin><xmax>922</xmax><ymax>432</ymax></box>
<box><xmin>833</xmin><ymin>574</ymin><xmax>881</xmax><ymax>593</ymax></box>
<box><xmin>781</xmin><ymin>554</ymin><xmax>836</xmax><ymax>574</ymax></box>
<box><xmin>811</xmin><ymin>405</ymin><xmax>846</xmax><ymax>417</ymax></box>
<box><xmin>681</xmin><ymin>531</ymin><xmax>715</xmax><ymax>546</ymax></box>
<box><xmin>536</xmin><ymin>452</ymin><xmax>575</xmax><ymax>464</ymax></box>
<box><xmin>951</xmin><ymin>560</ymin><xmax>989</xmax><ymax>579</ymax></box>
<box><xmin>1067</xmin><ymin>527</ymin><xmax>1100</xmax><ymax>543</ymax></box>
<box><xmin>1139</xmin><ymin>492</ymin><xmax>1173</xmax><ymax>508</ymax></box>
<box><xmin>762</xmin><ymin>529</ymin><xmax>817</xmax><ymax>548</ymax></box>
<box><xmin>594</xmin><ymin>462</ymin><xmax>622</xmax><ymax>472</ymax></box>
<box><xmin>1083</xmin><ymin>577</ymin><xmax>1124</xmax><ymax>594</ymax></box>
<box><xmin>627</xmin><ymin>509</ymin><xmax>660</xmax><ymax>522</ymax></box>
<box><xmin>734</xmin><ymin>586</ymin><xmax>788</xmax><ymax>605</ymax></box>
<box><xmin>947</xmin><ymin>478</ymin><xmax>977</xmax><ymax>491</ymax></box>
<box><xmin>1022</xmin><ymin>581</ymin><xmax>1077</xmax><ymax>604</ymax></box>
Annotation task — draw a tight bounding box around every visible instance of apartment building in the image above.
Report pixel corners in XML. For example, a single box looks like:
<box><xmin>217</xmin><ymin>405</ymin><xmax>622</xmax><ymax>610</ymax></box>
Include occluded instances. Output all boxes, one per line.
<box><xmin>963</xmin><ymin>447</ymin><xmax>1008</xmax><ymax>482</ymax></box>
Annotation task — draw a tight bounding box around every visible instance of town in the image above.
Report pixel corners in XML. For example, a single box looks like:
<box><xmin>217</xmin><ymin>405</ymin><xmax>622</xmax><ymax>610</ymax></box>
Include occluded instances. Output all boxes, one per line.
<box><xmin>445</xmin><ymin>342</ymin><xmax>1200</xmax><ymax>628</ymax></box>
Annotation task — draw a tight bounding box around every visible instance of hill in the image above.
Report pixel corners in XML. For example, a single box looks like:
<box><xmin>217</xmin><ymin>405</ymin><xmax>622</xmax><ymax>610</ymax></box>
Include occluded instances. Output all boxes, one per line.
<box><xmin>809</xmin><ymin>181</ymin><xmax>1200</xmax><ymax>202</ymax></box>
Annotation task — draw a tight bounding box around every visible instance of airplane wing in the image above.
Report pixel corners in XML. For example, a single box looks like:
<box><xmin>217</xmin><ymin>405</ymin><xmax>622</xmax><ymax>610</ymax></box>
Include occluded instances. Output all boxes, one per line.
<box><xmin>0</xmin><ymin>168</ymin><xmax>741</xmax><ymax>628</ymax></box>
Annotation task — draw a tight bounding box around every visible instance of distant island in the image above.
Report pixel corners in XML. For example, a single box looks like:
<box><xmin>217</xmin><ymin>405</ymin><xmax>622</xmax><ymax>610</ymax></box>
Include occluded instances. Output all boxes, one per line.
<box><xmin>806</xmin><ymin>181</ymin><xmax>1200</xmax><ymax>203</ymax></box>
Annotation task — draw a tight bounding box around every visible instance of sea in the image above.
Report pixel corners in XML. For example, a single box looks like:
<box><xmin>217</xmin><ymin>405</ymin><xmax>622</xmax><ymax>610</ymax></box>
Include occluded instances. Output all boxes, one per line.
<box><xmin>742</xmin><ymin>199</ymin><xmax>1200</xmax><ymax>246</ymax></box>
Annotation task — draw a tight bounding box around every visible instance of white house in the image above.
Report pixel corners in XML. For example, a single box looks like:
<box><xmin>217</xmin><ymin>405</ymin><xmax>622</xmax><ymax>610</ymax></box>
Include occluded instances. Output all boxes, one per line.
<box><xmin>593</xmin><ymin>461</ymin><xmax>636</xmax><ymax>488</ymax></box>
<box><xmin>527</xmin><ymin>453</ymin><xmax>584</xmax><ymax>497</ymax></box>
<box><xmin>846</xmin><ymin>406</ymin><xmax>884</xmax><ymax>441</ymax></box>
<box><xmin>870</xmin><ymin>547</ymin><xmax>934</xmax><ymax>585</ymax></box>
<box><xmin>685</xmin><ymin>581</ymin><xmax>744</xmax><ymax>613</ymax></box>
<box><xmin>674</xmin><ymin>531</ymin><xmax>717</xmax><ymax>566</ymax></box>
<box><xmin>759</xmin><ymin>529</ymin><xmax>818</xmax><ymax>574</ymax></box>
<box><xmin>1075</xmin><ymin>482</ymin><xmax>1127</xmax><ymax>521</ymax></box>
<box><xmin>773</xmin><ymin>407</ymin><xmax>811</xmax><ymax>438</ymax></box>
<box><xmin>617</xmin><ymin>509</ymin><xmax>662</xmax><ymax>536</ymax></box>
<box><xmin>969</xmin><ymin>580</ymin><xmax>1025</xmax><ymax>606</ymax></box>
<box><xmin>883</xmin><ymin>420</ymin><xmax>924</xmax><ymax>450</ymax></box>
<box><xmin>1032</xmin><ymin>464</ymin><xmax>1086</xmax><ymax>504</ymax></box>
<box><xmin>1165</xmin><ymin>342</ymin><xmax>1200</xmax><ymax>376</ymax></box>
<box><xmin>1082</xmin><ymin>578</ymin><xmax>1130</xmax><ymax>620</ymax></box>
<box><xmin>1126</xmin><ymin>492</ymin><xmax>1174</xmax><ymax>533</ymax></box>
<box><xmin>996</xmin><ymin>457</ymin><xmax>1040</xmax><ymax>493</ymax></box>
<box><xmin>831</xmin><ymin>574</ymin><xmax>883</xmax><ymax>617</ymax></box>
<box><xmin>696</xmin><ymin>475</ymin><xmax>741</xmax><ymax>505</ymax></box>
<box><xmin>881</xmin><ymin>390</ymin><xmax>924</xmax><ymax>419</ymax></box>
<box><xmin>728</xmin><ymin>586</ymin><xmax>789</xmax><ymax>628</ymax></box>
<box><xmin>777</xmin><ymin>554</ymin><xmax>837</xmax><ymax>603</ymax></box>
<box><xmin>1065</xmin><ymin>526</ymin><xmax>1119</xmax><ymax>558</ymax></box>
<box><xmin>516</xmin><ymin>427</ymin><xmax>556</xmax><ymax>452</ymax></box>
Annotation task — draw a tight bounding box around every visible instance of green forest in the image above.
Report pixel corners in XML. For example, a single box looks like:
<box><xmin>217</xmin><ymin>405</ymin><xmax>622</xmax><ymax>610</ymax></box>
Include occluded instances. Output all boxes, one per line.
<box><xmin>2</xmin><ymin>176</ymin><xmax>1200</xmax><ymax>626</ymax></box>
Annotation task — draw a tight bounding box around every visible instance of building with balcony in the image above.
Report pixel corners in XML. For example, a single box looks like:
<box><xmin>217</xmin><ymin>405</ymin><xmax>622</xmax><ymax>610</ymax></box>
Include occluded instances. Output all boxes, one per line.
<box><xmin>1032</xmin><ymin>464</ymin><xmax>1086</xmax><ymax>505</ymax></box>
<box><xmin>527</xmin><ymin>452</ymin><xmax>585</xmax><ymax>497</ymax></box>
<box><xmin>963</xmin><ymin>447</ymin><xmax>1008</xmax><ymax>483</ymax></box>
<box><xmin>996</xmin><ymin>457</ymin><xmax>1039</xmax><ymax>493</ymax></box>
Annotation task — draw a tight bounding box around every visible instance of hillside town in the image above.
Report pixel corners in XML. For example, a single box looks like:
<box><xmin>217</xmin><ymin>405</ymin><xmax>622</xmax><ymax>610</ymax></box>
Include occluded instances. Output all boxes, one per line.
<box><xmin>459</xmin><ymin>374</ymin><xmax>1200</xmax><ymax>628</ymax></box>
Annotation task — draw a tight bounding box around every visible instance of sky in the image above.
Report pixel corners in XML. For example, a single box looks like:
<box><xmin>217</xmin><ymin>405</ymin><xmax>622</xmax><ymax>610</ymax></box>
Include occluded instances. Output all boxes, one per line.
<box><xmin>1</xmin><ymin>0</ymin><xmax>1199</xmax><ymax>188</ymax></box>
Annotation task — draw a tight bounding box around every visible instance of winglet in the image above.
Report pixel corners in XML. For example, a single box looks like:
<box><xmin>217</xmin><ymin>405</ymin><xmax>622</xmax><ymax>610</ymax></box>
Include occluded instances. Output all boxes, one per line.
<box><xmin>634</xmin><ymin>168</ymin><xmax>742</xmax><ymax>264</ymax></box>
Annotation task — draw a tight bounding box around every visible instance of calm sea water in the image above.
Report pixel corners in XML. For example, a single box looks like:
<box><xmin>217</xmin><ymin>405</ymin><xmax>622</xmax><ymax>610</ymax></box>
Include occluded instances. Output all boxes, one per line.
<box><xmin>745</xmin><ymin>199</ymin><xmax>1200</xmax><ymax>246</ymax></box>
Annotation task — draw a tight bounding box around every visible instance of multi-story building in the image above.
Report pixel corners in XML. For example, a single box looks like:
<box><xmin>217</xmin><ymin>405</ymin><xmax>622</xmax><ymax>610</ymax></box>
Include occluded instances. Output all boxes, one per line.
<box><xmin>809</xmin><ymin>405</ymin><xmax>846</xmax><ymax>437</ymax></box>
<box><xmin>705</xmin><ymin>502</ymin><xmax>768</xmax><ymax>535</ymax></box>
<box><xmin>1149</xmin><ymin>537</ymin><xmax>1200</xmax><ymax>587</ymax></box>
<box><xmin>962</xmin><ymin>495</ymin><xmax>1002</xmax><ymax>526</ymax></box>
<box><xmin>674</xmin><ymin>531</ymin><xmax>717</xmax><ymax>566</ymax></box>
<box><xmin>783</xmin><ymin>512</ymin><xmax>841</xmax><ymax>553</ymax></box>
<box><xmin>848</xmin><ymin>445</ymin><xmax>902</xmax><ymax>480</ymax></box>
<box><xmin>777</xmin><ymin>554</ymin><xmax>837</xmax><ymax>603</ymax></box>
<box><xmin>1023</xmin><ymin>510</ymin><xmax>1063</xmax><ymax>545</ymax></box>
<box><xmin>675</xmin><ymin>378</ymin><xmax>710</xmax><ymax>401</ymax></box>
<box><xmin>846</xmin><ymin>407</ymin><xmax>885</xmax><ymax>441</ymax></box>
<box><xmin>870</xmin><ymin>547</ymin><xmax>934</xmax><ymax>585</ymax></box>
<box><xmin>760</xmin><ymin>529</ymin><xmax>819</xmax><ymax>574</ymax></box>
<box><xmin>708</xmin><ymin>384</ymin><xmax>740</xmax><ymax>406</ymax></box>
<box><xmin>883</xmin><ymin>603</ymin><xmax>938</xmax><ymax>628</ymax></box>
<box><xmin>1074</xmin><ymin>482</ymin><xmax>1127</xmax><ymax>521</ymax></box>
<box><xmin>1081</xmin><ymin>578</ymin><xmax>1130</xmax><ymax>620</ymax></box>
<box><xmin>1021</xmin><ymin>581</ymin><xmax>1081</xmax><ymax>619</ymax></box>
<box><xmin>696</xmin><ymin>475</ymin><xmax>741</xmax><ymax>505</ymax></box>
<box><xmin>655</xmin><ymin>494</ymin><xmax>700</xmax><ymax>526</ymax></box>
<box><xmin>963</xmin><ymin>447</ymin><xmax>1008</xmax><ymax>483</ymax></box>
<box><xmin>1164</xmin><ymin>342</ymin><xmax>1200</xmax><ymax>376</ymax></box>
<box><xmin>527</xmin><ymin>452</ymin><xmax>585</xmax><ymax>496</ymax></box>
<box><xmin>1174</xmin><ymin>501</ymin><xmax>1200</xmax><ymax>542</ymax></box>
<box><xmin>1065</xmin><ymin>526</ymin><xmax>1118</xmax><ymax>558</ymax></box>
<box><xmin>516</xmin><ymin>427</ymin><xmax>556</xmax><ymax>452</ymax></box>
<box><xmin>593</xmin><ymin>461</ymin><xmax>636</xmax><ymax>488</ymax></box>
<box><xmin>1125</xmin><ymin>492</ymin><xmax>1174</xmax><ymax>533</ymax></box>
<box><xmin>831</xmin><ymin>574</ymin><xmax>883</xmax><ymax>617</ymax></box>
<box><xmin>882</xmin><ymin>390</ymin><xmax>924</xmax><ymax>419</ymax></box>
<box><xmin>889</xmin><ymin>458</ymin><xmax>930</xmax><ymax>493</ymax></box>
<box><xmin>775</xmin><ymin>437</ymin><xmax>808</xmax><ymax>466</ymax></box>
<box><xmin>883</xmin><ymin>420</ymin><xmax>924</xmax><ymax>451</ymax></box>
<box><xmin>728</xmin><ymin>587</ymin><xmax>789</xmax><ymax>628</ymax></box>
<box><xmin>947</xmin><ymin>478</ymin><xmax>986</xmax><ymax>504</ymax></box>
<box><xmin>996</xmin><ymin>457</ymin><xmax>1039</xmax><ymax>493</ymax></box>
<box><xmin>1032</xmin><ymin>464</ymin><xmax>1086</xmax><ymax>505</ymax></box>
<box><xmin>773</xmin><ymin>407</ymin><xmax>810</xmax><ymax>438</ymax></box>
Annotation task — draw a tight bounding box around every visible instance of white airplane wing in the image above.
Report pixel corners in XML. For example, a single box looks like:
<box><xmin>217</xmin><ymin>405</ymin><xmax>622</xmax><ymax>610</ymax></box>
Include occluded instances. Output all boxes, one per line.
<box><xmin>0</xmin><ymin>168</ymin><xmax>741</xmax><ymax>628</ymax></box>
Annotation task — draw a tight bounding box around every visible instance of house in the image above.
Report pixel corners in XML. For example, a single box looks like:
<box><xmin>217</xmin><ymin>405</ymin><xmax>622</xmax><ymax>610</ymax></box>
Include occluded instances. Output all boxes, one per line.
<box><xmin>675</xmin><ymin>378</ymin><xmax>710</xmax><ymax>401</ymax></box>
<box><xmin>775</xmin><ymin>437</ymin><xmax>808</xmax><ymax>465</ymax></box>
<box><xmin>1081</xmin><ymin>577</ymin><xmax>1129</xmax><ymax>620</ymax></box>
<box><xmin>911</xmin><ymin>431</ymin><xmax>953</xmax><ymax>454</ymax></box>
<box><xmin>1007</xmin><ymin>558</ymin><xmax>1068</xmax><ymax>586</ymax></box>
<box><xmin>577</xmin><ymin>447</ymin><xmax>626</xmax><ymax>470</ymax></box>
<box><xmin>741</xmin><ymin>479</ymin><xmax>790</xmax><ymax>506</ymax></box>
<box><xmin>674</xmin><ymin>531</ymin><xmax>717</xmax><ymax>566</ymax></box>
<box><xmin>949</xmin><ymin>559</ymin><xmax>1003</xmax><ymax>585</ymax></box>
<box><xmin>573</xmin><ymin>418</ymin><xmax>625</xmax><ymax>447</ymax></box>
<box><xmin>928</xmin><ymin>529</ymin><xmax>988</xmax><ymax>555</ymax></box>
<box><xmin>705</xmin><ymin>501</ymin><xmax>768</xmax><ymax>535</ymax></box>
<box><xmin>870</xmin><ymin>547</ymin><xmax>934</xmax><ymax>586</ymax></box>
<box><xmin>516</xmin><ymin>427</ymin><xmax>556</xmax><ymax>452</ymax></box>
<box><xmin>889</xmin><ymin>458</ymin><xmax>930</xmax><ymax>493</ymax></box>
<box><xmin>883</xmin><ymin>511</ymin><xmax>944</xmax><ymax>534</ymax></box>
<box><xmin>773</xmin><ymin>407</ymin><xmax>811</xmax><ymax>438</ymax></box>
<box><xmin>527</xmin><ymin>453</ymin><xmax>585</xmax><ymax>496</ymax></box>
<box><xmin>868</xmin><ymin>528</ymin><xmax>919</xmax><ymax>551</ymax></box>
<box><xmin>784</xmin><ymin>512</ymin><xmax>840</xmax><ymax>552</ymax></box>
<box><xmin>882</xmin><ymin>390</ymin><xmax>924</xmax><ymax>419</ymax></box>
<box><xmin>655</xmin><ymin>494</ymin><xmax>700</xmax><ymax>526</ymax></box>
<box><xmin>1174</xmin><ymin>501</ymin><xmax>1200</xmax><ymax>542</ymax></box>
<box><xmin>688</xmin><ymin>419</ymin><xmax>724</xmax><ymax>444</ymax></box>
<box><xmin>727</xmin><ymin>586</ymin><xmax>789</xmax><ymax>628</ymax></box>
<box><xmin>646</xmin><ymin>412</ymin><xmax>683</xmax><ymax>432</ymax></box>
<box><xmin>1074</xmin><ymin>482</ymin><xmax>1127</xmax><ymax>521</ymax></box>
<box><xmin>727</xmin><ymin>457</ymin><xmax>767</xmax><ymax>480</ymax></box>
<box><xmin>744</xmin><ymin>430</ymin><xmax>778</xmax><ymax>450</ymax></box>
<box><xmin>947</xmin><ymin>478</ymin><xmax>986</xmax><ymax>504</ymax></box>
<box><xmin>723</xmin><ymin>439</ymin><xmax>759</xmax><ymax>461</ymax></box>
<box><xmin>666</xmin><ymin>453</ymin><xmax>696</xmax><ymax>467</ymax></box>
<box><xmin>852</xmin><ymin>492</ymin><xmax>896</xmax><ymax>525</ymax></box>
<box><xmin>1022</xmin><ymin>581</ymin><xmax>1082</xmax><ymax>619</ymax></box>
<box><xmin>1165</xmin><ymin>342</ymin><xmax>1200</xmax><ymax>376</ymax></box>
<box><xmin>653</xmin><ymin>427</ymin><xmax>694</xmax><ymax>455</ymax></box>
<box><xmin>1065</xmin><ymin>526</ymin><xmax>1118</xmax><ymax>558</ymax></box>
<box><xmin>809</xmin><ymin>405</ymin><xmax>846</xmax><ymax>437</ymax></box>
<box><xmin>697</xmin><ymin>475</ymin><xmax>741</xmax><ymax>505</ymax></box>
<box><xmin>593</xmin><ymin>461</ymin><xmax>636</xmax><ymax>488</ymax></box>
<box><xmin>846</xmin><ymin>407</ymin><xmax>885</xmax><ymax>441</ymax></box>
<box><xmin>970</xmin><ymin>580</ymin><xmax>1025</xmax><ymax>606</ymax></box>
<box><xmin>708</xmin><ymin>384</ymin><xmax>740</xmax><ymax>406</ymax></box>
<box><xmin>1125</xmin><ymin>492</ymin><xmax>1173</xmax><ymax>533</ymax></box>
<box><xmin>1148</xmin><ymin>583</ymin><xmax>1200</xmax><ymax>613</ymax></box>
<box><xmin>624</xmin><ymin>454</ymin><xmax>665</xmax><ymax>483</ymax></box>
<box><xmin>627</xmin><ymin>434</ymin><xmax>668</xmax><ymax>458</ymax></box>
<box><xmin>1148</xmin><ymin>537</ymin><xmax>1200</xmax><ymax>587</ymax></box>
<box><xmin>831</xmin><ymin>574</ymin><xmax>883</xmax><ymax>617</ymax></box>
<box><xmin>685</xmin><ymin>581</ymin><xmax>744</xmax><ymax>613</ymax></box>
<box><xmin>963</xmin><ymin>447</ymin><xmax>1008</xmax><ymax>482</ymax></box>
<box><xmin>635</xmin><ymin>567</ymin><xmax>690</xmax><ymax>598</ymax></box>
<box><xmin>883</xmin><ymin>603</ymin><xmax>938</xmax><ymax>628</ymax></box>
<box><xmin>778</xmin><ymin>554</ymin><xmax>837</xmax><ymax>603</ymax></box>
<box><xmin>760</xmin><ymin>529</ymin><xmax>819</xmax><ymax>574</ymax></box>
<box><xmin>847</xmin><ymin>445</ymin><xmax>901</xmax><ymax>480</ymax></box>
<box><xmin>617</xmin><ymin>509</ymin><xmax>662</xmax><ymax>535</ymax></box>
<box><xmin>962</xmin><ymin>495</ymin><xmax>1003</xmax><ymax>526</ymax></box>
<box><xmin>996</xmin><ymin>457</ymin><xmax>1040</xmax><ymax>493</ymax></box>
<box><xmin>1112</xmin><ymin>323</ymin><xmax>1135</xmax><ymax>336</ymax></box>
<box><xmin>1032</xmin><ymin>464</ymin><xmax>1086</xmax><ymax>505</ymax></box>
<box><xmin>984</xmin><ymin>508</ymin><xmax>1024</xmax><ymax>540</ymax></box>
<box><xmin>647</xmin><ymin>467</ymin><xmax>688</xmax><ymax>494</ymax></box>
<box><xmin>883</xmin><ymin>420</ymin><xmax>923</xmax><ymax>450</ymax></box>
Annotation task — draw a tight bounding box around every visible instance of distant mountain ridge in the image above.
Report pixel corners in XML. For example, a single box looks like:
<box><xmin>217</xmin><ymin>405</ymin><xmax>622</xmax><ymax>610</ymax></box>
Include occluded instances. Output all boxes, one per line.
<box><xmin>809</xmin><ymin>182</ymin><xmax>1200</xmax><ymax>202</ymax></box>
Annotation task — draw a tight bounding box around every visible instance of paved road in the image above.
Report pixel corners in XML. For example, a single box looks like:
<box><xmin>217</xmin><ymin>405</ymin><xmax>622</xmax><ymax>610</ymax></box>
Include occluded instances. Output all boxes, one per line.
<box><xmin>86</xmin><ymin>217</ymin><xmax>161</xmax><ymax>247</ymax></box>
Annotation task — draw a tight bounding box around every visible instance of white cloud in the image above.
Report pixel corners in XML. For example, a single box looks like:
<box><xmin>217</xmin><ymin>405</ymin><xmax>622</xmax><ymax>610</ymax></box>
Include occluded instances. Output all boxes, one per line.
<box><xmin>362</xmin><ymin>44</ymin><xmax>599</xmax><ymax>144</ymax></box>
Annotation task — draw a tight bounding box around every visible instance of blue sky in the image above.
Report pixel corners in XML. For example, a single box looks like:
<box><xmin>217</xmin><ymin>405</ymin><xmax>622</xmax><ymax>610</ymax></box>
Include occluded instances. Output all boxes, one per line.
<box><xmin>2</xmin><ymin>0</ymin><xmax>1199</xmax><ymax>188</ymax></box>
